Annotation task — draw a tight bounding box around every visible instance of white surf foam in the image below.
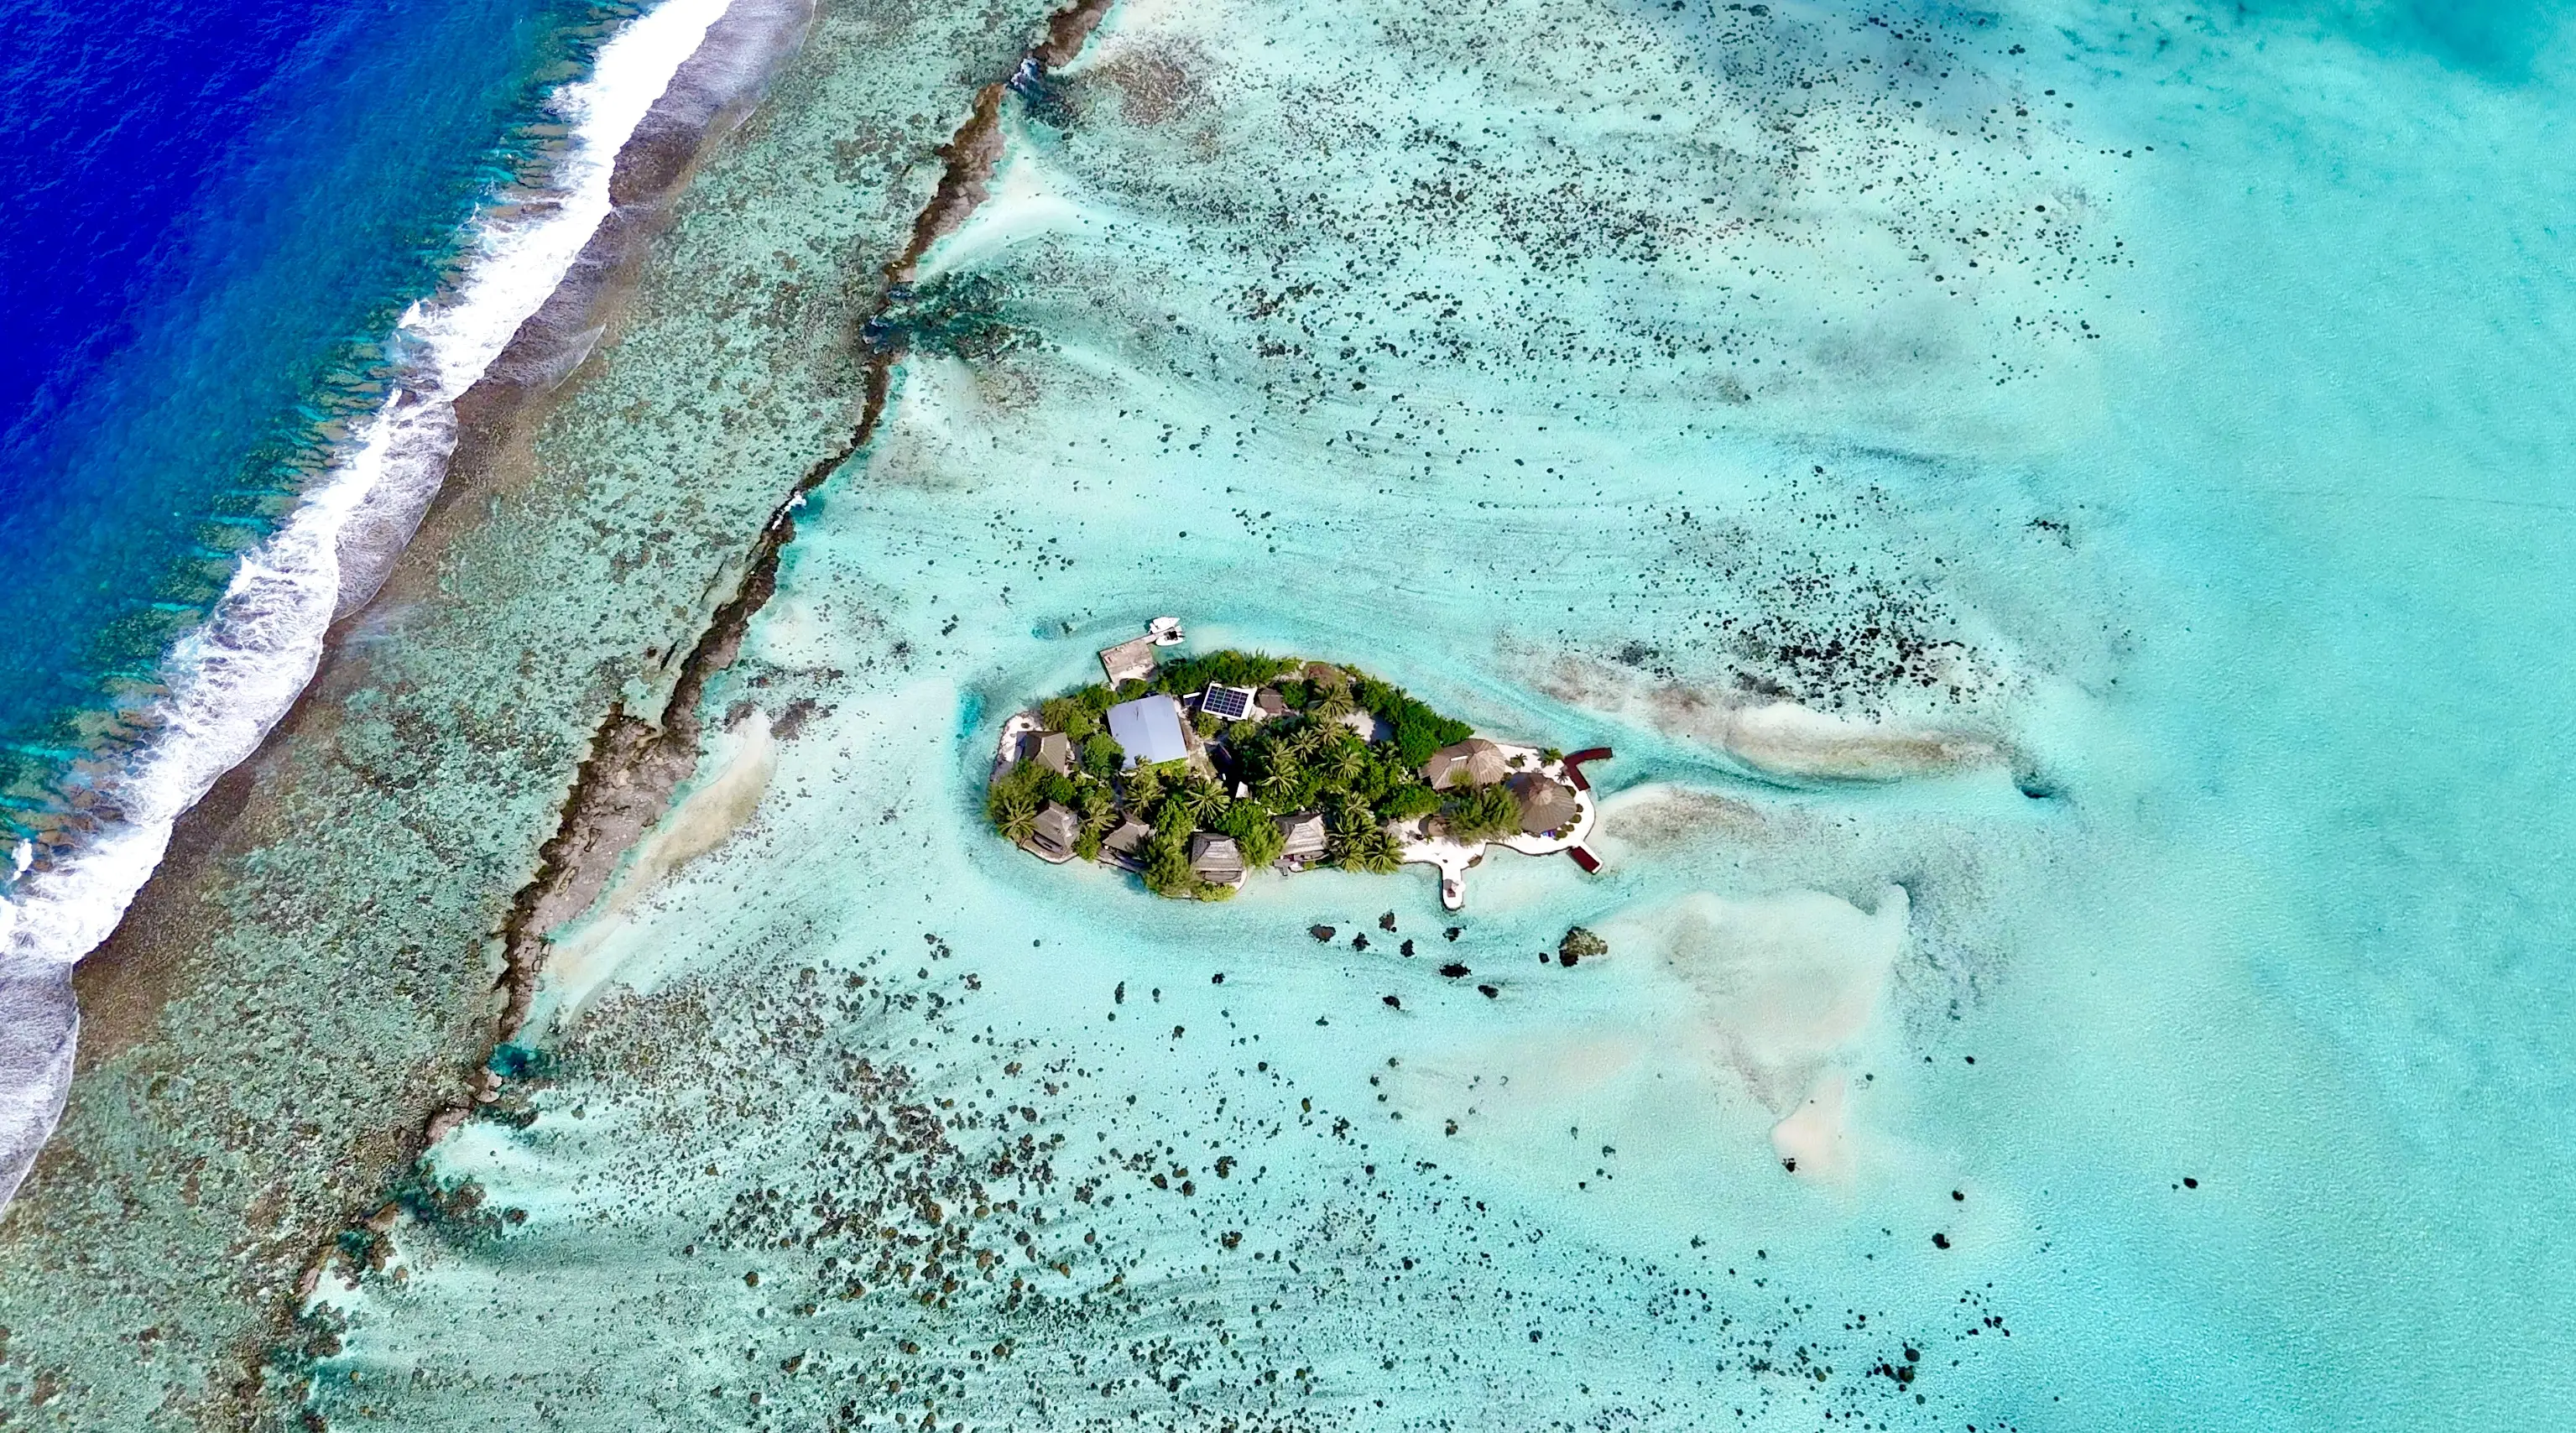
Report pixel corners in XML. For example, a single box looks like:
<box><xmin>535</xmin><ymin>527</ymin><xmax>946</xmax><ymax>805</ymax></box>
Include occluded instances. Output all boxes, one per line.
<box><xmin>0</xmin><ymin>0</ymin><xmax>743</xmax><ymax>1212</ymax></box>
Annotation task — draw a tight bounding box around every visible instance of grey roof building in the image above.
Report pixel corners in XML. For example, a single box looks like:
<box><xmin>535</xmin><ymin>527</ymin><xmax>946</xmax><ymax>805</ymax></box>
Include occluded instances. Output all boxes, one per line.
<box><xmin>1099</xmin><ymin>634</ymin><xmax>1160</xmax><ymax>685</ymax></box>
<box><xmin>1101</xmin><ymin>819</ymin><xmax>1154</xmax><ymax>868</ymax></box>
<box><xmin>1023</xmin><ymin>730</ymin><xmax>1075</xmax><ymax>774</ymax></box>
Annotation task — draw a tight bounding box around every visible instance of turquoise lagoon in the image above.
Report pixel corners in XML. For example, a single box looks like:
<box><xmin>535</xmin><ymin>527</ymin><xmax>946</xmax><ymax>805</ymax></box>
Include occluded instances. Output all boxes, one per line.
<box><xmin>301</xmin><ymin>0</ymin><xmax>2574</xmax><ymax>1427</ymax></box>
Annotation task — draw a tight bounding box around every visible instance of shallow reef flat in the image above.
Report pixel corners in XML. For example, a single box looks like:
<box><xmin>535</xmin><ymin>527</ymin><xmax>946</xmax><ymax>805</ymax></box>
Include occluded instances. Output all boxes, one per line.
<box><xmin>284</xmin><ymin>0</ymin><xmax>2576</xmax><ymax>1425</ymax></box>
<box><xmin>0</xmin><ymin>0</ymin><xmax>1070</xmax><ymax>1424</ymax></box>
<box><xmin>284</xmin><ymin>0</ymin><xmax>2143</xmax><ymax>1426</ymax></box>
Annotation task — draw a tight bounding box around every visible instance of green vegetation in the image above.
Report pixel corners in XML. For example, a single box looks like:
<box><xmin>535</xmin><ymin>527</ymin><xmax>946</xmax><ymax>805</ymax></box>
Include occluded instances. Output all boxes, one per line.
<box><xmin>1142</xmin><ymin>816</ymin><xmax>1195</xmax><ymax>897</ymax></box>
<box><xmin>1149</xmin><ymin>649</ymin><xmax>1299</xmax><ymax>698</ymax></box>
<box><xmin>1216</xmin><ymin>801</ymin><xmax>1287</xmax><ymax>868</ymax></box>
<box><xmin>1353</xmin><ymin>675</ymin><xmax>1476</xmax><ymax>767</ymax></box>
<box><xmin>985</xmin><ymin>762</ymin><xmax>1044</xmax><ymax>845</ymax></box>
<box><xmin>989</xmin><ymin>646</ymin><xmax>1544</xmax><ymax>899</ymax></box>
<box><xmin>1443</xmin><ymin>781</ymin><xmax>1523</xmax><ymax>844</ymax></box>
<box><xmin>1040</xmin><ymin>694</ymin><xmax>1103</xmax><ymax>741</ymax></box>
<box><xmin>1079</xmin><ymin>732</ymin><xmax>1122</xmax><ymax>777</ymax></box>
<box><xmin>1077</xmin><ymin>784</ymin><xmax>1117</xmax><ymax>834</ymax></box>
<box><xmin>1379</xmin><ymin>783</ymin><xmax>1443</xmax><ymax>821</ymax></box>
<box><xmin>1328</xmin><ymin>816</ymin><xmax>1404</xmax><ymax>874</ymax></box>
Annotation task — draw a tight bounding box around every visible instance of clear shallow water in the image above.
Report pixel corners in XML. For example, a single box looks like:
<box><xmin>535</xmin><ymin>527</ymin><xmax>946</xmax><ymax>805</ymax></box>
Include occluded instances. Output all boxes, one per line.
<box><xmin>274</xmin><ymin>0</ymin><xmax>2575</xmax><ymax>1428</ymax></box>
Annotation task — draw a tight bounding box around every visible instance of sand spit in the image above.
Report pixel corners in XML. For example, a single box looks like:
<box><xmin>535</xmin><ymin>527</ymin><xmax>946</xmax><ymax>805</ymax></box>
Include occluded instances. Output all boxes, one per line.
<box><xmin>0</xmin><ymin>2</ymin><xmax>1093</xmax><ymax>1425</ymax></box>
<box><xmin>1539</xmin><ymin>649</ymin><xmax>2005</xmax><ymax>782</ymax></box>
<box><xmin>1597</xmin><ymin>782</ymin><xmax>1780</xmax><ymax>848</ymax></box>
<box><xmin>607</xmin><ymin>709</ymin><xmax>779</xmax><ymax>905</ymax></box>
<box><xmin>1721</xmin><ymin>701</ymin><xmax>2001</xmax><ymax>782</ymax></box>
<box><xmin>536</xmin><ymin>709</ymin><xmax>776</xmax><ymax>1024</ymax></box>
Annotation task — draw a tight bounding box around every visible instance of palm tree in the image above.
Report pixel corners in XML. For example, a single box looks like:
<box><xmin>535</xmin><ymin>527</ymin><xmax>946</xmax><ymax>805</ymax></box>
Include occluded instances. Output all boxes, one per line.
<box><xmin>1278</xmin><ymin>722</ymin><xmax>1327</xmax><ymax>762</ymax></box>
<box><xmin>1330</xmin><ymin>822</ymin><xmax>1402</xmax><ymax>874</ymax></box>
<box><xmin>1322</xmin><ymin>738</ymin><xmax>1369</xmax><ymax>787</ymax></box>
<box><xmin>1077</xmin><ymin>784</ymin><xmax>1119</xmax><ymax>833</ymax></box>
<box><xmin>1450</xmin><ymin>782</ymin><xmax>1521</xmax><ymax>843</ymax></box>
<box><xmin>1124</xmin><ymin>764</ymin><xmax>1169</xmax><ymax>812</ymax></box>
<box><xmin>988</xmin><ymin>786</ymin><xmax>1038</xmax><ymax>845</ymax></box>
<box><xmin>1256</xmin><ymin>753</ymin><xmax>1306</xmax><ymax>801</ymax></box>
<box><xmin>1150</xmin><ymin>796</ymin><xmax>1194</xmax><ymax>836</ymax></box>
<box><xmin>1178</xmin><ymin>778</ymin><xmax>1226</xmax><ymax>824</ymax></box>
<box><xmin>1326</xmin><ymin>793</ymin><xmax>1383</xmax><ymax>841</ymax></box>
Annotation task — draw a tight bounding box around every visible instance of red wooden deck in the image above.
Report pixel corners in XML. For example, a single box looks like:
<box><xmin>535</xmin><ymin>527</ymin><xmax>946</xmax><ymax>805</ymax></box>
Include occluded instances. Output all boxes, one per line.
<box><xmin>1560</xmin><ymin>747</ymin><xmax>1613</xmax><ymax>791</ymax></box>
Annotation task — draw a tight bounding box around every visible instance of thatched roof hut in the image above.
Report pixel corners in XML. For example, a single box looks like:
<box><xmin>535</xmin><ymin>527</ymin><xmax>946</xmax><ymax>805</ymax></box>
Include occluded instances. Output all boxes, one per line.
<box><xmin>1301</xmin><ymin>661</ymin><xmax>1350</xmax><ymax>690</ymax></box>
<box><xmin>1423</xmin><ymin>737</ymin><xmax>1510</xmax><ymax>790</ymax></box>
<box><xmin>1031</xmin><ymin>802</ymin><xmax>1081</xmax><ymax>857</ymax></box>
<box><xmin>1506</xmin><ymin>773</ymin><xmax>1581</xmax><ymax>837</ymax></box>
<box><xmin>1188</xmin><ymin>832</ymin><xmax>1245</xmax><ymax>884</ymax></box>
<box><xmin>1275</xmin><ymin>810</ymin><xmax>1327</xmax><ymax>866</ymax></box>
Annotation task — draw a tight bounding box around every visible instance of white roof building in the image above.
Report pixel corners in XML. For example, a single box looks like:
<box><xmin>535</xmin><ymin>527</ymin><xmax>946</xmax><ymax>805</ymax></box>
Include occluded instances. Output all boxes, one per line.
<box><xmin>1106</xmin><ymin>693</ymin><xmax>1191</xmax><ymax>768</ymax></box>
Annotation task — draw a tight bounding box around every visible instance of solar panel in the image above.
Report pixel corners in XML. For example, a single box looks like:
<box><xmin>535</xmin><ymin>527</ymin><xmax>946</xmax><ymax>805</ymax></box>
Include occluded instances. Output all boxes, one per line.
<box><xmin>1201</xmin><ymin>684</ymin><xmax>1254</xmax><ymax>721</ymax></box>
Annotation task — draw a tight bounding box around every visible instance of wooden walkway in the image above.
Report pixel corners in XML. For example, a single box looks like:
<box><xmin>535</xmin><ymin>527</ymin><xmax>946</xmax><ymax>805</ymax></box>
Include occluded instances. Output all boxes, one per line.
<box><xmin>1560</xmin><ymin>747</ymin><xmax>1614</xmax><ymax>790</ymax></box>
<box><xmin>1559</xmin><ymin>748</ymin><xmax>1611</xmax><ymax>874</ymax></box>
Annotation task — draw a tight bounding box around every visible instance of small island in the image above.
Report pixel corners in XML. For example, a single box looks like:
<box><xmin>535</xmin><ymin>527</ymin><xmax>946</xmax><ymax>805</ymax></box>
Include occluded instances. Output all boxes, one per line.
<box><xmin>987</xmin><ymin>621</ymin><xmax>1606</xmax><ymax>908</ymax></box>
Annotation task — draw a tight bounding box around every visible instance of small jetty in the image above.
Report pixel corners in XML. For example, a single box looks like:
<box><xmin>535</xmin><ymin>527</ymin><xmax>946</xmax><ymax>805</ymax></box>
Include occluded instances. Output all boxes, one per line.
<box><xmin>1553</xmin><ymin>748</ymin><xmax>1613</xmax><ymax>882</ymax></box>
<box><xmin>1560</xmin><ymin>748</ymin><xmax>1614</xmax><ymax>789</ymax></box>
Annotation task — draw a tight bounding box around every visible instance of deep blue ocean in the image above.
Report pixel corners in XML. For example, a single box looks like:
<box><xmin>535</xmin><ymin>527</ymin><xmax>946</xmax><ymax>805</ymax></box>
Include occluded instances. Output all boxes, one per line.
<box><xmin>0</xmin><ymin>0</ymin><xmax>624</xmax><ymax>812</ymax></box>
<box><xmin>0</xmin><ymin>0</ymin><xmax>754</xmax><ymax>1217</ymax></box>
